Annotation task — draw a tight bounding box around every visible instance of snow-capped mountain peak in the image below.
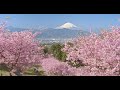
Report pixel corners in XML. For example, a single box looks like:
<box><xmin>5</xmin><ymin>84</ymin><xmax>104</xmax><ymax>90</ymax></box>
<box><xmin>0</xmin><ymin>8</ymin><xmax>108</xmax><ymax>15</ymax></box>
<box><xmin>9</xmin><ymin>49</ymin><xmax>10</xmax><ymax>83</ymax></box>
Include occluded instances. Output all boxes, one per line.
<box><xmin>56</xmin><ymin>22</ymin><xmax>77</xmax><ymax>29</ymax></box>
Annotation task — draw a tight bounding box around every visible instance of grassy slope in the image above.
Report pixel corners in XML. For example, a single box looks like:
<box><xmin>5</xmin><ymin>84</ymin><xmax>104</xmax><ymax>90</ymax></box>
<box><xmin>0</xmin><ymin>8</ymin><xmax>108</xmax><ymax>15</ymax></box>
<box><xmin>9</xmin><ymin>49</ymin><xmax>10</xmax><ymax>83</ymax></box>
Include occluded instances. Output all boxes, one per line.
<box><xmin>0</xmin><ymin>70</ymin><xmax>10</xmax><ymax>76</ymax></box>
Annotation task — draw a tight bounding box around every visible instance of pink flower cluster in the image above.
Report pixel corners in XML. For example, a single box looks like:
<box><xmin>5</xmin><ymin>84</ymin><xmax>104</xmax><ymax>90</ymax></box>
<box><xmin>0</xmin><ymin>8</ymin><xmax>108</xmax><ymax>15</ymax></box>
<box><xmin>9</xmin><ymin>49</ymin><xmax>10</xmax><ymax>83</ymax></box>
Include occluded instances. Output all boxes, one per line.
<box><xmin>62</xmin><ymin>26</ymin><xmax>120</xmax><ymax>76</ymax></box>
<box><xmin>0</xmin><ymin>24</ymin><xmax>44</xmax><ymax>71</ymax></box>
<box><xmin>41</xmin><ymin>57</ymin><xmax>113</xmax><ymax>76</ymax></box>
<box><xmin>41</xmin><ymin>57</ymin><xmax>76</xmax><ymax>76</ymax></box>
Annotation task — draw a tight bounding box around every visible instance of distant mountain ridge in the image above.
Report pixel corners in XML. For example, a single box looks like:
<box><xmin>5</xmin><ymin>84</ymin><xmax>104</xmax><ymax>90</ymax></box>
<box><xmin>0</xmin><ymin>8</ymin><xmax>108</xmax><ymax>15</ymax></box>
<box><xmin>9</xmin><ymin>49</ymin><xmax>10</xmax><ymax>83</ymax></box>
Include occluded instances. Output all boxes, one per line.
<box><xmin>6</xmin><ymin>26</ymin><xmax>90</xmax><ymax>40</ymax></box>
<box><xmin>36</xmin><ymin>28</ymin><xmax>90</xmax><ymax>39</ymax></box>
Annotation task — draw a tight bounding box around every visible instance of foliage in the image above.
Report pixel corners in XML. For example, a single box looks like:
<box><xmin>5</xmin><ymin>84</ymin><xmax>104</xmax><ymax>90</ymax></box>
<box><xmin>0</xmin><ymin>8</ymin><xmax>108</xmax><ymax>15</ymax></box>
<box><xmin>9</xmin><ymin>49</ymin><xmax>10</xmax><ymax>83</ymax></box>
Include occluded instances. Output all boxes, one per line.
<box><xmin>50</xmin><ymin>43</ymin><xmax>67</xmax><ymax>61</ymax></box>
<box><xmin>43</xmin><ymin>46</ymin><xmax>49</xmax><ymax>54</ymax></box>
<box><xmin>0</xmin><ymin>63</ymin><xmax>9</xmax><ymax>71</ymax></box>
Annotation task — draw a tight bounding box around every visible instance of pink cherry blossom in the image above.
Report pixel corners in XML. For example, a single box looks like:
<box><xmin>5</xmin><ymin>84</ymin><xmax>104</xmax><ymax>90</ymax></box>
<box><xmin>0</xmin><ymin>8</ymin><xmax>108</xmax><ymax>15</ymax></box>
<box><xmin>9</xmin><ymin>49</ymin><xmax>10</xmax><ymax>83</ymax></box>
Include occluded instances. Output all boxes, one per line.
<box><xmin>63</xmin><ymin>26</ymin><xmax>120</xmax><ymax>76</ymax></box>
<box><xmin>0</xmin><ymin>24</ymin><xmax>44</xmax><ymax>72</ymax></box>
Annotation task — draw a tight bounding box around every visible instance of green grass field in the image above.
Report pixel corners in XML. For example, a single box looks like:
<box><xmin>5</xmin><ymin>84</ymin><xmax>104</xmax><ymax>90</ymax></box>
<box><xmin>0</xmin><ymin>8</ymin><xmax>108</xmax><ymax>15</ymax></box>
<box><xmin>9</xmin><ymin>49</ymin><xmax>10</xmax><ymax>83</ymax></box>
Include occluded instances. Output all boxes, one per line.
<box><xmin>0</xmin><ymin>66</ymin><xmax>45</xmax><ymax>76</ymax></box>
<box><xmin>0</xmin><ymin>70</ymin><xmax>10</xmax><ymax>76</ymax></box>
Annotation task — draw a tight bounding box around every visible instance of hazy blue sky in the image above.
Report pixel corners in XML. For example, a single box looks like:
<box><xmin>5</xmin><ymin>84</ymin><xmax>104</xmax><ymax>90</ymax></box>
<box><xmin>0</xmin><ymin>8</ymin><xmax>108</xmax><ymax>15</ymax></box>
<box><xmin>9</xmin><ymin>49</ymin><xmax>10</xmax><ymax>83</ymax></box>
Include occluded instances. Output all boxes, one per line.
<box><xmin>0</xmin><ymin>14</ymin><xmax>120</xmax><ymax>30</ymax></box>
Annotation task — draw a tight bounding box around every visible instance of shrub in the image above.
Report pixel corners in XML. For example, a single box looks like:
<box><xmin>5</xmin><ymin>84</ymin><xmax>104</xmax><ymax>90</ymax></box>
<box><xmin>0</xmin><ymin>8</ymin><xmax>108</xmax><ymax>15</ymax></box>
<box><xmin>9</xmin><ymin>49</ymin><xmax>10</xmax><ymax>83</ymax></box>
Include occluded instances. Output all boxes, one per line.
<box><xmin>50</xmin><ymin>43</ymin><xmax>67</xmax><ymax>61</ymax></box>
<box><xmin>43</xmin><ymin>46</ymin><xmax>49</xmax><ymax>54</ymax></box>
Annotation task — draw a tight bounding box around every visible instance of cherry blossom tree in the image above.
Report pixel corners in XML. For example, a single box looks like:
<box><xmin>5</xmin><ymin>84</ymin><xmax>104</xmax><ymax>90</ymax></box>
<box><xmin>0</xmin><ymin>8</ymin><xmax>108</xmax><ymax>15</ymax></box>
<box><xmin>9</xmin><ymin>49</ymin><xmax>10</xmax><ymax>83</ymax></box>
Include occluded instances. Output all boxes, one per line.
<box><xmin>63</xmin><ymin>26</ymin><xmax>120</xmax><ymax>76</ymax></box>
<box><xmin>41</xmin><ymin>57</ymin><xmax>76</xmax><ymax>76</ymax></box>
<box><xmin>0</xmin><ymin>24</ymin><xmax>44</xmax><ymax>75</ymax></box>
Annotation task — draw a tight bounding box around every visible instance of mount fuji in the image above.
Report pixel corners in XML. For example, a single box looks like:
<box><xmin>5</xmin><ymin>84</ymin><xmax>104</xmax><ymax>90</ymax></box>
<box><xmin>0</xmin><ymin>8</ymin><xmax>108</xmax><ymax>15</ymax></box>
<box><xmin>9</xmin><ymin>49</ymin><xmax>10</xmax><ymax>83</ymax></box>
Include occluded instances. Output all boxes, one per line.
<box><xmin>56</xmin><ymin>22</ymin><xmax>77</xmax><ymax>29</ymax></box>
<box><xmin>6</xmin><ymin>23</ymin><xmax>90</xmax><ymax>43</ymax></box>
